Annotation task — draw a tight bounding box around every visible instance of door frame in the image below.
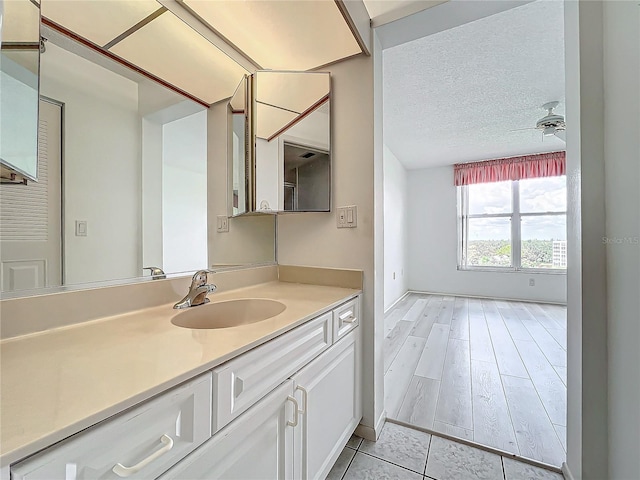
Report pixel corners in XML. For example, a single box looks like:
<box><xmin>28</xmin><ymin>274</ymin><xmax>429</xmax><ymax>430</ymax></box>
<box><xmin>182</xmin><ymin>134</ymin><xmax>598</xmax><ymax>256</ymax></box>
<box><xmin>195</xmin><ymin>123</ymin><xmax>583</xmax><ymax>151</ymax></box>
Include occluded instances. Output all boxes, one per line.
<box><xmin>39</xmin><ymin>95</ymin><xmax>65</xmax><ymax>285</ymax></box>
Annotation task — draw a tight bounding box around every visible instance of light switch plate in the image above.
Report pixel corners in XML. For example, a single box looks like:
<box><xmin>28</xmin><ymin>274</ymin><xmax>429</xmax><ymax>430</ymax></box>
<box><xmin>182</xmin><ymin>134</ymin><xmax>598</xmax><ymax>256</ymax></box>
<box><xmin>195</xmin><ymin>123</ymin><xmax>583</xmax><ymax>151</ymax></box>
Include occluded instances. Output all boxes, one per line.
<box><xmin>75</xmin><ymin>220</ymin><xmax>87</xmax><ymax>236</ymax></box>
<box><xmin>337</xmin><ymin>206</ymin><xmax>357</xmax><ymax>228</ymax></box>
<box><xmin>217</xmin><ymin>215</ymin><xmax>229</xmax><ymax>233</ymax></box>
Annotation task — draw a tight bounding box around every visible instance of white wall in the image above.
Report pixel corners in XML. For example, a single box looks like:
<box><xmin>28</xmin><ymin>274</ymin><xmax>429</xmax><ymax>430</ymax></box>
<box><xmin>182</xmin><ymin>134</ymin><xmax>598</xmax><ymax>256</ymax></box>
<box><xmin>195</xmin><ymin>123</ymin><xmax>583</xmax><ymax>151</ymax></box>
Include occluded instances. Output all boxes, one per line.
<box><xmin>40</xmin><ymin>43</ymin><xmax>141</xmax><ymax>285</ymax></box>
<box><xmin>207</xmin><ymin>103</ymin><xmax>276</xmax><ymax>267</ymax></box>
<box><xmin>564</xmin><ymin>2</ymin><xmax>609</xmax><ymax>478</ymax></box>
<box><xmin>407</xmin><ymin>165</ymin><xmax>567</xmax><ymax>304</ymax></box>
<box><xmin>141</xmin><ymin>118</ymin><xmax>163</xmax><ymax>270</ymax></box>
<box><xmin>162</xmin><ymin>111</ymin><xmax>208</xmax><ymax>273</ymax></box>
<box><xmin>383</xmin><ymin>144</ymin><xmax>408</xmax><ymax>310</ymax></box>
<box><xmin>278</xmin><ymin>52</ymin><xmax>384</xmax><ymax>434</ymax></box>
<box><xmin>564</xmin><ymin>2</ymin><xmax>640</xmax><ymax>478</ymax></box>
<box><xmin>603</xmin><ymin>2</ymin><xmax>639</xmax><ymax>478</ymax></box>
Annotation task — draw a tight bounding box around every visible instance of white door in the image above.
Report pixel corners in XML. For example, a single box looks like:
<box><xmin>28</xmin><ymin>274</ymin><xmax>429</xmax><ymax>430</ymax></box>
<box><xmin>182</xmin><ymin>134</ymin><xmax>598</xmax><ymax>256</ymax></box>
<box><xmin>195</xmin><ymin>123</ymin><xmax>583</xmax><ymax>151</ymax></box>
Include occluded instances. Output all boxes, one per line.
<box><xmin>0</xmin><ymin>98</ymin><xmax>61</xmax><ymax>292</ymax></box>
<box><xmin>293</xmin><ymin>330</ymin><xmax>361</xmax><ymax>480</ymax></box>
<box><xmin>159</xmin><ymin>380</ymin><xmax>296</xmax><ymax>480</ymax></box>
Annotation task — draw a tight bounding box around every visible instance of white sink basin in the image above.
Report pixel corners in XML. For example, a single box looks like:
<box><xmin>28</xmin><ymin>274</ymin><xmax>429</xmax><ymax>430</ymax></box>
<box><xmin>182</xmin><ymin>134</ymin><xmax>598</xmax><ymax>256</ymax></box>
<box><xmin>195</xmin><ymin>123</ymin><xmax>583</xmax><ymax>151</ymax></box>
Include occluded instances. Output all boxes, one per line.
<box><xmin>171</xmin><ymin>299</ymin><xmax>286</xmax><ymax>329</ymax></box>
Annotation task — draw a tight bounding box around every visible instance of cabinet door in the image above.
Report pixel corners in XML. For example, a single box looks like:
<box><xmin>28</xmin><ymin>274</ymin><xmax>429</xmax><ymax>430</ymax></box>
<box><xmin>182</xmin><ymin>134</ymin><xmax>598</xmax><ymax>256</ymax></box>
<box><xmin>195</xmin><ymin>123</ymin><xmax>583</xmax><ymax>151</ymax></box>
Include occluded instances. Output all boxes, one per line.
<box><xmin>292</xmin><ymin>329</ymin><xmax>361</xmax><ymax>480</ymax></box>
<box><xmin>159</xmin><ymin>380</ymin><xmax>296</xmax><ymax>480</ymax></box>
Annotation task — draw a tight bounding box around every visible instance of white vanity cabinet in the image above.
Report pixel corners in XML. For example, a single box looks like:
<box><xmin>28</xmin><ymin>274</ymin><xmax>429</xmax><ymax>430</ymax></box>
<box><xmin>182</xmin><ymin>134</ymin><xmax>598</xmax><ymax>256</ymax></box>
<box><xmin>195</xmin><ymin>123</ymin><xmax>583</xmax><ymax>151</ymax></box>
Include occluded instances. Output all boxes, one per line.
<box><xmin>160</xmin><ymin>328</ymin><xmax>360</xmax><ymax>480</ymax></box>
<box><xmin>9</xmin><ymin>295</ymin><xmax>361</xmax><ymax>480</ymax></box>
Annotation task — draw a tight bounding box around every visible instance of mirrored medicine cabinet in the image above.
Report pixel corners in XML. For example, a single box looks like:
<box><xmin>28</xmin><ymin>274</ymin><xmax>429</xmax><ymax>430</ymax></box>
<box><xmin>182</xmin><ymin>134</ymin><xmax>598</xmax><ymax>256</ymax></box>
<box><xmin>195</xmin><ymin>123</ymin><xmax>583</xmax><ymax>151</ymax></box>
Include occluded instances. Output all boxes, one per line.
<box><xmin>228</xmin><ymin>70</ymin><xmax>331</xmax><ymax>216</ymax></box>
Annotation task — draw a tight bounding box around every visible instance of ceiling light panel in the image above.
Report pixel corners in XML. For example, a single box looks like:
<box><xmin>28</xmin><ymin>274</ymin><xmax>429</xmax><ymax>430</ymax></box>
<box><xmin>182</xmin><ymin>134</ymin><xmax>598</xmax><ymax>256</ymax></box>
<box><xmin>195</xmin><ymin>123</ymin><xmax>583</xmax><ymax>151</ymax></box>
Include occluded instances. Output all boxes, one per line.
<box><xmin>256</xmin><ymin>71</ymin><xmax>329</xmax><ymax>115</ymax></box>
<box><xmin>41</xmin><ymin>0</ymin><xmax>161</xmax><ymax>47</ymax></box>
<box><xmin>2</xmin><ymin>0</ymin><xmax>40</xmax><ymax>43</ymax></box>
<box><xmin>110</xmin><ymin>13</ymin><xmax>248</xmax><ymax>104</ymax></box>
<box><xmin>182</xmin><ymin>0</ymin><xmax>362</xmax><ymax>70</ymax></box>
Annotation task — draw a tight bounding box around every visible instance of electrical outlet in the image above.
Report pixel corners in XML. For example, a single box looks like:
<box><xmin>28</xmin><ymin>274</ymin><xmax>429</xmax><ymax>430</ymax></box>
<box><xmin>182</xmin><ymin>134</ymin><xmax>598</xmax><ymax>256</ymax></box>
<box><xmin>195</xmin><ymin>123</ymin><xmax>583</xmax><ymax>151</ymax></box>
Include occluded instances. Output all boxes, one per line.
<box><xmin>217</xmin><ymin>215</ymin><xmax>229</xmax><ymax>233</ymax></box>
<box><xmin>529</xmin><ymin>278</ymin><xmax>535</xmax><ymax>287</ymax></box>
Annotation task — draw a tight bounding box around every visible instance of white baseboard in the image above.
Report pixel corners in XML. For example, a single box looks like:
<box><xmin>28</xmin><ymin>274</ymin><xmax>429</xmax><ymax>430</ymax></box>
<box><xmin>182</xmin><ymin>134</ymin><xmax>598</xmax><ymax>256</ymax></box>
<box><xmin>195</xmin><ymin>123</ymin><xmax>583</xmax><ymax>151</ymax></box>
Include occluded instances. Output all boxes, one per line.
<box><xmin>384</xmin><ymin>292</ymin><xmax>410</xmax><ymax>314</ymax></box>
<box><xmin>408</xmin><ymin>289</ymin><xmax>567</xmax><ymax>306</ymax></box>
<box><xmin>354</xmin><ymin>410</ymin><xmax>386</xmax><ymax>441</ymax></box>
<box><xmin>562</xmin><ymin>462</ymin><xmax>576</xmax><ymax>480</ymax></box>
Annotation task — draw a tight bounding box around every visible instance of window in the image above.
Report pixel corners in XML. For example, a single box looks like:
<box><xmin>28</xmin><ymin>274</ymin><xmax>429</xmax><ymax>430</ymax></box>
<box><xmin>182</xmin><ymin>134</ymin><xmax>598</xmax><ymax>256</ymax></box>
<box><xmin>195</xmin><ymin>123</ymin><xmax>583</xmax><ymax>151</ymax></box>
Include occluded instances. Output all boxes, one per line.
<box><xmin>459</xmin><ymin>176</ymin><xmax>567</xmax><ymax>271</ymax></box>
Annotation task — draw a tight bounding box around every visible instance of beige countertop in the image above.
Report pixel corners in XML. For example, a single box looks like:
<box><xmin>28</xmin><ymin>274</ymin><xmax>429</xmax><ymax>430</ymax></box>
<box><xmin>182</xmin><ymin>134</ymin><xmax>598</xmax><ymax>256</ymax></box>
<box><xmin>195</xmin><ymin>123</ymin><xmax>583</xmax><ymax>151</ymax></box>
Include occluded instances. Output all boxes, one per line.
<box><xmin>0</xmin><ymin>281</ymin><xmax>360</xmax><ymax>466</ymax></box>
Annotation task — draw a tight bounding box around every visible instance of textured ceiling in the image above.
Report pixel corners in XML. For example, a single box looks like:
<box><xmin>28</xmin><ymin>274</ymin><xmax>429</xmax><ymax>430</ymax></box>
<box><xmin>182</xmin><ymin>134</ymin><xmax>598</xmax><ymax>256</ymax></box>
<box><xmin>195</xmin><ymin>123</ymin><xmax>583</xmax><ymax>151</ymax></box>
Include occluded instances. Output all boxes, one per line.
<box><xmin>383</xmin><ymin>0</ymin><xmax>565</xmax><ymax>169</ymax></box>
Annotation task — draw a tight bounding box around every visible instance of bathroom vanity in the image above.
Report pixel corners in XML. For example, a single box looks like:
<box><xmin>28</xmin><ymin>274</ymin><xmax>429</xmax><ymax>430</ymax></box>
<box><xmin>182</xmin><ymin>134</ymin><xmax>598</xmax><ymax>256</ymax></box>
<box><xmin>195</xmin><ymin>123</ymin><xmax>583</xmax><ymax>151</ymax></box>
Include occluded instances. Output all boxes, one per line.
<box><xmin>1</xmin><ymin>2</ymin><xmax>368</xmax><ymax>478</ymax></box>
<box><xmin>2</xmin><ymin>279</ymin><xmax>361</xmax><ymax>480</ymax></box>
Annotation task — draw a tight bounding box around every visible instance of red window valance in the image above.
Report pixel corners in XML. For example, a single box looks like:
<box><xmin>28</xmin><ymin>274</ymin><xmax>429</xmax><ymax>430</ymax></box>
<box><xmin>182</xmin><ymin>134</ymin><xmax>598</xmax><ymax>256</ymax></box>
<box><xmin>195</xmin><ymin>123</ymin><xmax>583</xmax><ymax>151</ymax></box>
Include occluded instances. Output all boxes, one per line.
<box><xmin>454</xmin><ymin>151</ymin><xmax>565</xmax><ymax>186</ymax></box>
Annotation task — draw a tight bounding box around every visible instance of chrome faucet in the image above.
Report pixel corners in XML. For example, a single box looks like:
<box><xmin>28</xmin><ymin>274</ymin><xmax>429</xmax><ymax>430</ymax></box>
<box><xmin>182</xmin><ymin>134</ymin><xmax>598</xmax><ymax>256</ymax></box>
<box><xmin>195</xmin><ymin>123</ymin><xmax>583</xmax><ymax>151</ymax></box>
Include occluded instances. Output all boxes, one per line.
<box><xmin>173</xmin><ymin>270</ymin><xmax>217</xmax><ymax>309</ymax></box>
<box><xmin>143</xmin><ymin>266</ymin><xmax>166</xmax><ymax>280</ymax></box>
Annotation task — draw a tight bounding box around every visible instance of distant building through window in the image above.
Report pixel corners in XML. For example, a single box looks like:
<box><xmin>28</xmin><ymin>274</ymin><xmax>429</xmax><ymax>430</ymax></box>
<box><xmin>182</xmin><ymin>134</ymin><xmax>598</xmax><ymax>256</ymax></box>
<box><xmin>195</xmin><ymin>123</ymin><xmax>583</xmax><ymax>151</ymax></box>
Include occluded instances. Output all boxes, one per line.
<box><xmin>553</xmin><ymin>240</ymin><xmax>567</xmax><ymax>268</ymax></box>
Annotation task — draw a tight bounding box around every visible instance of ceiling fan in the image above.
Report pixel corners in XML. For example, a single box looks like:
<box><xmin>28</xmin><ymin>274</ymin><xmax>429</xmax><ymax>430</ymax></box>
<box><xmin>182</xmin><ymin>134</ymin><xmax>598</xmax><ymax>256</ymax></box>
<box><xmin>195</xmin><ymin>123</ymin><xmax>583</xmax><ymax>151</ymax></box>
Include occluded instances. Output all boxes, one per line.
<box><xmin>512</xmin><ymin>101</ymin><xmax>566</xmax><ymax>141</ymax></box>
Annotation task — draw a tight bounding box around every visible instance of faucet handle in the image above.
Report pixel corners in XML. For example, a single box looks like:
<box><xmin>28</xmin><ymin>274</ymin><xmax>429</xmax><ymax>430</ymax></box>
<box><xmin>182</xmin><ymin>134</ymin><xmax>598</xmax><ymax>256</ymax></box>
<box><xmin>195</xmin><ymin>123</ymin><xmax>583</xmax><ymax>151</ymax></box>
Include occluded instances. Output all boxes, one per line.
<box><xmin>191</xmin><ymin>269</ymin><xmax>213</xmax><ymax>287</ymax></box>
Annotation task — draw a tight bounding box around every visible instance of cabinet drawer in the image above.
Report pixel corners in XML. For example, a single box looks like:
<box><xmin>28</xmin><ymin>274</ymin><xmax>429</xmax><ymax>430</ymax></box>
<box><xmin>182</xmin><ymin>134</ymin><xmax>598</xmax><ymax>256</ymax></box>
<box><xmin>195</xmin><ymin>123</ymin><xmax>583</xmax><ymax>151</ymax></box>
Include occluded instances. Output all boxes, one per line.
<box><xmin>11</xmin><ymin>374</ymin><xmax>212</xmax><ymax>480</ymax></box>
<box><xmin>213</xmin><ymin>312</ymin><xmax>332</xmax><ymax>432</ymax></box>
<box><xmin>333</xmin><ymin>297</ymin><xmax>359</xmax><ymax>342</ymax></box>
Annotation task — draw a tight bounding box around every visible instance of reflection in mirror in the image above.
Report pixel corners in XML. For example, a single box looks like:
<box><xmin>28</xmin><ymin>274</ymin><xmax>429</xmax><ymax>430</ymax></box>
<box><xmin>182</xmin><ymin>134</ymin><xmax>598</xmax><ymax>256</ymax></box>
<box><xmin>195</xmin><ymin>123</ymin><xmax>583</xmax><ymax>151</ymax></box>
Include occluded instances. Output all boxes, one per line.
<box><xmin>254</xmin><ymin>71</ymin><xmax>330</xmax><ymax>212</ymax></box>
<box><xmin>283</xmin><ymin>142</ymin><xmax>330</xmax><ymax>211</ymax></box>
<box><xmin>228</xmin><ymin>76</ymin><xmax>250</xmax><ymax>216</ymax></box>
<box><xmin>0</xmin><ymin>0</ymin><xmax>41</xmax><ymax>181</ymax></box>
<box><xmin>0</xmin><ymin>24</ymin><xmax>275</xmax><ymax>296</ymax></box>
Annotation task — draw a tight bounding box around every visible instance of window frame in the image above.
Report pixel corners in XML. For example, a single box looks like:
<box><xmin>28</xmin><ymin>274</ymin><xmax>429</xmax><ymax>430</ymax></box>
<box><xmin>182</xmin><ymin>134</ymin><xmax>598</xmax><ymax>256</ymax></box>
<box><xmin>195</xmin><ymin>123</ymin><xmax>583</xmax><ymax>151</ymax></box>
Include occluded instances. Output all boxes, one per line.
<box><xmin>458</xmin><ymin>178</ymin><xmax>567</xmax><ymax>273</ymax></box>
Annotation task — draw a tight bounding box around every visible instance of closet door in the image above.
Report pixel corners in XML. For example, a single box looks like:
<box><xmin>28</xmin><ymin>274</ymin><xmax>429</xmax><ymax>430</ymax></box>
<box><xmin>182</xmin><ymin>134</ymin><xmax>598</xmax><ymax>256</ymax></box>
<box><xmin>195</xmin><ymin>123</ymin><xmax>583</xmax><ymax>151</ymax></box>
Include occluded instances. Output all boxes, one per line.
<box><xmin>1</xmin><ymin>99</ymin><xmax>62</xmax><ymax>292</ymax></box>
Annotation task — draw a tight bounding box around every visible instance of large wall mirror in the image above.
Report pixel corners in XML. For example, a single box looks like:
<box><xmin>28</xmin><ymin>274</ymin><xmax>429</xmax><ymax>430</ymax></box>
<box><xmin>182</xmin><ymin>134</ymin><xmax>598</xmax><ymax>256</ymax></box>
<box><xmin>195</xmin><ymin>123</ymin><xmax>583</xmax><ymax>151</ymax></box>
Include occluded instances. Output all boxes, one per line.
<box><xmin>0</xmin><ymin>13</ymin><xmax>276</xmax><ymax>297</ymax></box>
<box><xmin>0</xmin><ymin>0</ymin><xmax>41</xmax><ymax>182</ymax></box>
<box><xmin>253</xmin><ymin>71</ymin><xmax>331</xmax><ymax>212</ymax></box>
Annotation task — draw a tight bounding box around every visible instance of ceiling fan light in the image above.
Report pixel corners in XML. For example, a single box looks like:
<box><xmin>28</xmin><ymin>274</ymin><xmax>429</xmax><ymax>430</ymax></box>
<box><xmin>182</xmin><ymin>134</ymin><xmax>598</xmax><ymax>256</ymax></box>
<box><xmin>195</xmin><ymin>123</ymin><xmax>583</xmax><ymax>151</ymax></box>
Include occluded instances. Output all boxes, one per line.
<box><xmin>543</xmin><ymin>126</ymin><xmax>556</xmax><ymax>136</ymax></box>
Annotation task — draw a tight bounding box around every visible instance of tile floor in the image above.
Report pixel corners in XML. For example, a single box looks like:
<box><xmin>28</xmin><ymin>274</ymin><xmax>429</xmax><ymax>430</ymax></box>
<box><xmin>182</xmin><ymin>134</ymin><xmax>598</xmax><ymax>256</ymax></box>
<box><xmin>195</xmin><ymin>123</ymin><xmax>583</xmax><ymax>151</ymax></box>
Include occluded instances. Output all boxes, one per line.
<box><xmin>327</xmin><ymin>422</ymin><xmax>564</xmax><ymax>480</ymax></box>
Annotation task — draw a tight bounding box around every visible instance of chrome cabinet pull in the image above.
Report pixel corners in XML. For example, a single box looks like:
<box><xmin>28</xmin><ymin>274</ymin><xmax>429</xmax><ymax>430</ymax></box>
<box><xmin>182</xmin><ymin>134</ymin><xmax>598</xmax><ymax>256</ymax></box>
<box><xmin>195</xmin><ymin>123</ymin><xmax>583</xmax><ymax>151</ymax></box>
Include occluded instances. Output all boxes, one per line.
<box><xmin>295</xmin><ymin>385</ymin><xmax>308</xmax><ymax>415</ymax></box>
<box><xmin>112</xmin><ymin>434</ymin><xmax>174</xmax><ymax>477</ymax></box>
<box><xmin>339</xmin><ymin>310</ymin><xmax>356</xmax><ymax>323</ymax></box>
<box><xmin>286</xmin><ymin>396</ymin><xmax>300</xmax><ymax>427</ymax></box>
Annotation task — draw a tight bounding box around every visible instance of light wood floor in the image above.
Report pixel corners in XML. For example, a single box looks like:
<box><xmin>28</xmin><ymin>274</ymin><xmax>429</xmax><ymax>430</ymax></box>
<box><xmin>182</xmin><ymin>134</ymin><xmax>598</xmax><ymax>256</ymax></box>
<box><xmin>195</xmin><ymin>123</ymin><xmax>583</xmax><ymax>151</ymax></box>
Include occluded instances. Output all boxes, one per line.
<box><xmin>384</xmin><ymin>293</ymin><xmax>567</xmax><ymax>467</ymax></box>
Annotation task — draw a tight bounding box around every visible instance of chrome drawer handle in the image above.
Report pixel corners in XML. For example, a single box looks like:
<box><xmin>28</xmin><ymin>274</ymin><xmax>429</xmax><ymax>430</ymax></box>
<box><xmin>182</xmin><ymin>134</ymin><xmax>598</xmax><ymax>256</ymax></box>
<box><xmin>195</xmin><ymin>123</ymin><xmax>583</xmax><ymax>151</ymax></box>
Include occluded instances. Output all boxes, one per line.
<box><xmin>339</xmin><ymin>310</ymin><xmax>356</xmax><ymax>323</ymax></box>
<box><xmin>112</xmin><ymin>434</ymin><xmax>174</xmax><ymax>477</ymax></box>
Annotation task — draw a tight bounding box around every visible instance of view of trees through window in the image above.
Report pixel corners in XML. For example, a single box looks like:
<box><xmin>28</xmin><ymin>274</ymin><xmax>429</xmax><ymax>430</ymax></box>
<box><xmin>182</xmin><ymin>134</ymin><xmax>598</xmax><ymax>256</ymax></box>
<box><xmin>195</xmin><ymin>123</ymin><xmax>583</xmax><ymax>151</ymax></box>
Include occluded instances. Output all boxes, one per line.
<box><xmin>461</xmin><ymin>176</ymin><xmax>567</xmax><ymax>270</ymax></box>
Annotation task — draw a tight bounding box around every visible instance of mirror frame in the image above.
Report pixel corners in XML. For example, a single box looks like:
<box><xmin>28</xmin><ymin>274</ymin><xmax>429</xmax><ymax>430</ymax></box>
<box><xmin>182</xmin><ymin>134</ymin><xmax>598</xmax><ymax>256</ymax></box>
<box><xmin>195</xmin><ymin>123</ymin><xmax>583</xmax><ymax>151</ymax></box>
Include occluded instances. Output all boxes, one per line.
<box><xmin>227</xmin><ymin>74</ymin><xmax>253</xmax><ymax>217</ymax></box>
